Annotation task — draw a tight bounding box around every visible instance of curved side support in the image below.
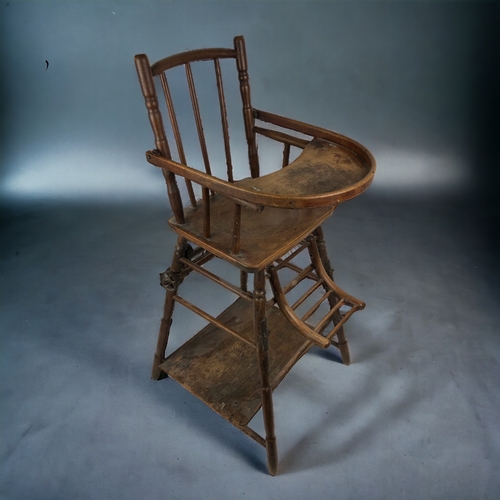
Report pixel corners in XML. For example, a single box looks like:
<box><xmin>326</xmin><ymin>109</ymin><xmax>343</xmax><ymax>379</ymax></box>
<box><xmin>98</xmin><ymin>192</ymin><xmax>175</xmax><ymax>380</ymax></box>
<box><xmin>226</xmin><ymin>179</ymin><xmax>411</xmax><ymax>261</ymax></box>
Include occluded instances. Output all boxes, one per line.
<box><xmin>308</xmin><ymin>237</ymin><xmax>365</xmax><ymax>310</ymax></box>
<box><xmin>254</xmin><ymin>108</ymin><xmax>376</xmax><ymax>174</ymax></box>
<box><xmin>268</xmin><ymin>266</ymin><xmax>331</xmax><ymax>349</ymax></box>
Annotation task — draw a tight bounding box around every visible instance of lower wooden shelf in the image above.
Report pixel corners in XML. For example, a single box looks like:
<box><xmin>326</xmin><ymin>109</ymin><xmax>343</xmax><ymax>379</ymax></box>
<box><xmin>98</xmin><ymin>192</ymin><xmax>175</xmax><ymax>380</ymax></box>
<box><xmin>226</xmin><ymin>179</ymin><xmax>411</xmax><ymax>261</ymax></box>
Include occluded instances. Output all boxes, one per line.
<box><xmin>160</xmin><ymin>297</ymin><xmax>314</xmax><ymax>427</ymax></box>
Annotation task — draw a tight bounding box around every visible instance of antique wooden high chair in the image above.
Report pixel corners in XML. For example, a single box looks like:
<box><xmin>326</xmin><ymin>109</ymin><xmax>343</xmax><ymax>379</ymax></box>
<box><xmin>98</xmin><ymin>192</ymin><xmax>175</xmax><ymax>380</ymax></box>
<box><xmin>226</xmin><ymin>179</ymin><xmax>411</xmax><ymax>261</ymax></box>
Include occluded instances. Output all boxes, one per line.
<box><xmin>135</xmin><ymin>36</ymin><xmax>375</xmax><ymax>475</ymax></box>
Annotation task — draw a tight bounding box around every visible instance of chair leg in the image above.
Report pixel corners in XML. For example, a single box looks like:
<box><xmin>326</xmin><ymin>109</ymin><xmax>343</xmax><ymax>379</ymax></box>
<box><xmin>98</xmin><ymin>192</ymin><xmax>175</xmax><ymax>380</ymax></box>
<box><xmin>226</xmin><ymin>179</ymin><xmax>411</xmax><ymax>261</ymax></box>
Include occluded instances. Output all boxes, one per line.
<box><xmin>312</xmin><ymin>227</ymin><xmax>351</xmax><ymax>365</ymax></box>
<box><xmin>313</xmin><ymin>226</ymin><xmax>334</xmax><ymax>279</ymax></box>
<box><xmin>240</xmin><ymin>269</ymin><xmax>248</xmax><ymax>292</ymax></box>
<box><xmin>151</xmin><ymin>237</ymin><xmax>188</xmax><ymax>380</ymax></box>
<box><xmin>254</xmin><ymin>270</ymin><xmax>278</xmax><ymax>476</ymax></box>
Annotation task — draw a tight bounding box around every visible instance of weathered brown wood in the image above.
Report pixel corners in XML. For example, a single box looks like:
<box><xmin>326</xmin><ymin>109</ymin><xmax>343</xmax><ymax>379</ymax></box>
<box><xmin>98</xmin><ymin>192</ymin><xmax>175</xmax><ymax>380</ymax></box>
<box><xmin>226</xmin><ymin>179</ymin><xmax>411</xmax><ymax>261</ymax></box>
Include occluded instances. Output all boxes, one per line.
<box><xmin>214</xmin><ymin>59</ymin><xmax>234</xmax><ymax>183</ymax></box>
<box><xmin>223</xmin><ymin>194</ymin><xmax>264</xmax><ymax>213</ymax></box>
<box><xmin>230</xmin><ymin>203</ymin><xmax>241</xmax><ymax>255</ymax></box>
<box><xmin>179</xmin><ymin>256</ymin><xmax>253</xmax><ymax>301</ymax></box>
<box><xmin>134</xmin><ymin>54</ymin><xmax>185</xmax><ymax>224</ymax></box>
<box><xmin>160</xmin><ymin>297</ymin><xmax>310</xmax><ymax>426</ymax></box>
<box><xmin>300</xmin><ymin>290</ymin><xmax>333</xmax><ymax>322</ymax></box>
<box><xmin>234</xmin><ymin>35</ymin><xmax>260</xmax><ymax>179</ymax></box>
<box><xmin>273</xmin><ymin>243</ymin><xmax>310</xmax><ymax>271</ymax></box>
<box><xmin>151</xmin><ymin>237</ymin><xmax>188</xmax><ymax>379</ymax></box>
<box><xmin>236</xmin><ymin>424</ymin><xmax>266</xmax><ymax>448</ymax></box>
<box><xmin>134</xmin><ymin>55</ymin><xmax>171</xmax><ymax>159</ymax></box>
<box><xmin>160</xmin><ymin>72</ymin><xmax>197</xmax><ymax>207</ymax></box>
<box><xmin>290</xmin><ymin>281</ymin><xmax>323</xmax><ymax>311</ymax></box>
<box><xmin>308</xmin><ymin>236</ymin><xmax>365</xmax><ymax>309</ymax></box>
<box><xmin>234</xmin><ymin>137</ymin><xmax>372</xmax><ymax>205</ymax></box>
<box><xmin>325</xmin><ymin>307</ymin><xmax>358</xmax><ymax>341</ymax></box>
<box><xmin>312</xmin><ymin>227</ymin><xmax>351</xmax><ymax>364</ymax></box>
<box><xmin>254</xmin><ymin>126</ymin><xmax>309</xmax><ymax>149</ymax></box>
<box><xmin>151</xmin><ymin>48</ymin><xmax>236</xmax><ymax>75</ymax></box>
<box><xmin>240</xmin><ymin>270</ymin><xmax>248</xmax><ymax>292</ymax></box>
<box><xmin>135</xmin><ymin>35</ymin><xmax>374</xmax><ymax>476</ymax></box>
<box><xmin>254</xmin><ymin>108</ymin><xmax>376</xmax><ymax>172</ymax></box>
<box><xmin>202</xmin><ymin>187</ymin><xmax>210</xmax><ymax>238</ymax></box>
<box><xmin>265</xmin><ymin>260</ymin><xmax>320</xmax><ymax>310</ymax></box>
<box><xmin>282</xmin><ymin>143</ymin><xmax>291</xmax><ymax>169</ymax></box>
<box><xmin>253</xmin><ymin>271</ymin><xmax>278</xmax><ymax>476</ymax></box>
<box><xmin>282</xmin><ymin>264</ymin><xmax>315</xmax><ymax>295</ymax></box>
<box><xmin>146</xmin><ymin>135</ymin><xmax>373</xmax><ymax>209</ymax></box>
<box><xmin>279</xmin><ymin>261</ymin><xmax>318</xmax><ymax>282</ymax></box>
<box><xmin>186</xmin><ymin>63</ymin><xmax>212</xmax><ymax>176</ymax></box>
<box><xmin>268</xmin><ymin>265</ymin><xmax>331</xmax><ymax>349</ymax></box>
<box><xmin>313</xmin><ymin>299</ymin><xmax>344</xmax><ymax>334</ymax></box>
<box><xmin>174</xmin><ymin>295</ymin><xmax>255</xmax><ymax>347</ymax></box>
<box><xmin>169</xmin><ymin>194</ymin><xmax>334</xmax><ymax>272</ymax></box>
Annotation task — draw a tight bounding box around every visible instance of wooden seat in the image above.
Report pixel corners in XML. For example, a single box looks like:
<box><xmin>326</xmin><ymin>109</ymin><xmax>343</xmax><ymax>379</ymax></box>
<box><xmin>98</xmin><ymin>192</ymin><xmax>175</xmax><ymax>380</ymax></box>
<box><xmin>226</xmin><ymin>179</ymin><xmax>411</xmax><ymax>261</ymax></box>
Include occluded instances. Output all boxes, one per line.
<box><xmin>170</xmin><ymin>194</ymin><xmax>334</xmax><ymax>272</ymax></box>
<box><xmin>134</xmin><ymin>35</ymin><xmax>375</xmax><ymax>475</ymax></box>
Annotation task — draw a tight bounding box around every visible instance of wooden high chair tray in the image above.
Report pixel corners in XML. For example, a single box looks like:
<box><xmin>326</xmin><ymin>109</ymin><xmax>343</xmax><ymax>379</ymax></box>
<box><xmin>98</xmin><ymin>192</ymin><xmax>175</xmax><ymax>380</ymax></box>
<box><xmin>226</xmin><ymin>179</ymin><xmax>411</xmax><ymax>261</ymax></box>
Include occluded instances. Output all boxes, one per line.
<box><xmin>236</xmin><ymin>137</ymin><xmax>372</xmax><ymax>206</ymax></box>
<box><xmin>136</xmin><ymin>35</ymin><xmax>376</xmax><ymax>475</ymax></box>
<box><xmin>146</xmin><ymin>131</ymin><xmax>374</xmax><ymax>209</ymax></box>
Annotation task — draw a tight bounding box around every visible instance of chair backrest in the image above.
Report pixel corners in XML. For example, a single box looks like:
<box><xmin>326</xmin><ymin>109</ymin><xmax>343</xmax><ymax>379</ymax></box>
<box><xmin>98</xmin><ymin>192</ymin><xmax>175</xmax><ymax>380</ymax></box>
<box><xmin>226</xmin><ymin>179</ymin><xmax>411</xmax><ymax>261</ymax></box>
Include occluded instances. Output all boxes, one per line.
<box><xmin>135</xmin><ymin>36</ymin><xmax>259</xmax><ymax>224</ymax></box>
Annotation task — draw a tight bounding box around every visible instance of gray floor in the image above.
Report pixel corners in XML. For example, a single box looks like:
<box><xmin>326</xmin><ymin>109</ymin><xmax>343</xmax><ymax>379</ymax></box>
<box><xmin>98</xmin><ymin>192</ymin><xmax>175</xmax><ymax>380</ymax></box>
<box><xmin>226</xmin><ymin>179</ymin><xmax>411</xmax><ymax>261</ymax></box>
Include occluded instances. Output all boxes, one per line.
<box><xmin>1</xmin><ymin>193</ymin><xmax>499</xmax><ymax>499</ymax></box>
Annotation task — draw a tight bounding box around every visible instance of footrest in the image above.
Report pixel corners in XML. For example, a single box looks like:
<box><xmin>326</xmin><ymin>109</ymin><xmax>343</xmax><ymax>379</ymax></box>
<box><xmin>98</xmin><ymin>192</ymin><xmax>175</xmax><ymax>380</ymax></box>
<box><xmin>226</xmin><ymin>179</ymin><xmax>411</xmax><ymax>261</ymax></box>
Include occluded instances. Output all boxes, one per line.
<box><xmin>268</xmin><ymin>237</ymin><xmax>364</xmax><ymax>349</ymax></box>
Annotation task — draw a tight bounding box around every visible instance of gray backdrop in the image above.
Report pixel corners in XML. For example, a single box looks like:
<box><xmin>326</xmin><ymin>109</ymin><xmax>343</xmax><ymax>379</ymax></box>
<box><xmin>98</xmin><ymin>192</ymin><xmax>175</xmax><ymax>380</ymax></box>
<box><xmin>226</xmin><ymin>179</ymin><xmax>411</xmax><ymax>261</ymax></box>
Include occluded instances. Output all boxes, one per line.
<box><xmin>2</xmin><ymin>0</ymin><xmax>498</xmax><ymax>202</ymax></box>
<box><xmin>1</xmin><ymin>1</ymin><xmax>499</xmax><ymax>499</ymax></box>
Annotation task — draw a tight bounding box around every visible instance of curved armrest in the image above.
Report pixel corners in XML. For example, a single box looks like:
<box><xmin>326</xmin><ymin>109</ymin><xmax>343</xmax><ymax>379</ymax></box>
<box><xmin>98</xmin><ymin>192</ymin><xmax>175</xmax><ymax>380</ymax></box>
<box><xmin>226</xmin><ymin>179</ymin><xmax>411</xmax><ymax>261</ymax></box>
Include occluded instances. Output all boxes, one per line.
<box><xmin>146</xmin><ymin>151</ymin><xmax>270</xmax><ymax>208</ymax></box>
<box><xmin>254</xmin><ymin>108</ymin><xmax>376</xmax><ymax>172</ymax></box>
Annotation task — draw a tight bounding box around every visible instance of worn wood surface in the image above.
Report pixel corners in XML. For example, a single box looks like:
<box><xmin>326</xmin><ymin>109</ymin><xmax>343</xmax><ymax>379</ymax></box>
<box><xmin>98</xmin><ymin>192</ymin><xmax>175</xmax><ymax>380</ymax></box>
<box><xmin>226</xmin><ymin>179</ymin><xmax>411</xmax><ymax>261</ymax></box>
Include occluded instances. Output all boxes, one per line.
<box><xmin>135</xmin><ymin>34</ymin><xmax>374</xmax><ymax>476</ymax></box>
<box><xmin>237</xmin><ymin>137</ymin><xmax>370</xmax><ymax>199</ymax></box>
<box><xmin>169</xmin><ymin>198</ymin><xmax>334</xmax><ymax>272</ymax></box>
<box><xmin>151</xmin><ymin>48</ymin><xmax>236</xmax><ymax>75</ymax></box>
<box><xmin>146</xmin><ymin>134</ymin><xmax>373</xmax><ymax>208</ymax></box>
<box><xmin>160</xmin><ymin>298</ymin><xmax>310</xmax><ymax>427</ymax></box>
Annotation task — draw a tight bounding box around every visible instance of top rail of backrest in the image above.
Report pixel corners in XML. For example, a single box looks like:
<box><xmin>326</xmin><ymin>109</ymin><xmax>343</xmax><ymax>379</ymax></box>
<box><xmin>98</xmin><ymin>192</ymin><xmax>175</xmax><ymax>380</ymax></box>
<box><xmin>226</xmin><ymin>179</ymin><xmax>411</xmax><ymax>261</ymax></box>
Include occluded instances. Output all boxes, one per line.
<box><xmin>151</xmin><ymin>48</ymin><xmax>237</xmax><ymax>75</ymax></box>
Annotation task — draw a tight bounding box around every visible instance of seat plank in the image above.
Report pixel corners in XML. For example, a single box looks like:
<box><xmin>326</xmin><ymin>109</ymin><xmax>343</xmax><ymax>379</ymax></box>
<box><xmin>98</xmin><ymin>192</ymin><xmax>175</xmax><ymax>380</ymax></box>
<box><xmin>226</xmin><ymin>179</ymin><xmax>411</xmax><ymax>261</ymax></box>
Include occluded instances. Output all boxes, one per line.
<box><xmin>169</xmin><ymin>200</ymin><xmax>334</xmax><ymax>272</ymax></box>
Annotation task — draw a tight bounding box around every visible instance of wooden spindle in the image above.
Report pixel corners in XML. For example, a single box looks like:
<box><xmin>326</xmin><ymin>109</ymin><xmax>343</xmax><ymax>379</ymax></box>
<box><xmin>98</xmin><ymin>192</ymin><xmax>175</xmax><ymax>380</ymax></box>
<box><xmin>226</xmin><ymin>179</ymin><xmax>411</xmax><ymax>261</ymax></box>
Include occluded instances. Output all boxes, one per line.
<box><xmin>234</xmin><ymin>36</ymin><xmax>260</xmax><ymax>179</ymax></box>
<box><xmin>240</xmin><ymin>270</ymin><xmax>248</xmax><ymax>292</ymax></box>
<box><xmin>202</xmin><ymin>187</ymin><xmax>210</xmax><ymax>239</ymax></box>
<box><xmin>282</xmin><ymin>143</ymin><xmax>291</xmax><ymax>168</ymax></box>
<box><xmin>231</xmin><ymin>203</ymin><xmax>242</xmax><ymax>254</ymax></box>
<box><xmin>135</xmin><ymin>54</ymin><xmax>185</xmax><ymax>224</ymax></box>
<box><xmin>185</xmin><ymin>62</ymin><xmax>212</xmax><ymax>177</ymax></box>
<box><xmin>214</xmin><ymin>59</ymin><xmax>234</xmax><ymax>183</ymax></box>
<box><xmin>160</xmin><ymin>72</ymin><xmax>197</xmax><ymax>207</ymax></box>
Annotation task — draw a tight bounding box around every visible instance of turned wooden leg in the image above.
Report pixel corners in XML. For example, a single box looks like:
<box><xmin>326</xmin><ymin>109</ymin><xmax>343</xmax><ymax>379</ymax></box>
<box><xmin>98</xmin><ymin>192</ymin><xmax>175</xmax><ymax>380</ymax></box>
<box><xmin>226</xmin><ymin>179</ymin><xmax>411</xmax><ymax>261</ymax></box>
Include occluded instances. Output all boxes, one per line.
<box><xmin>254</xmin><ymin>270</ymin><xmax>278</xmax><ymax>476</ymax></box>
<box><xmin>151</xmin><ymin>237</ymin><xmax>188</xmax><ymax>380</ymax></box>
<box><xmin>312</xmin><ymin>228</ymin><xmax>351</xmax><ymax>366</ymax></box>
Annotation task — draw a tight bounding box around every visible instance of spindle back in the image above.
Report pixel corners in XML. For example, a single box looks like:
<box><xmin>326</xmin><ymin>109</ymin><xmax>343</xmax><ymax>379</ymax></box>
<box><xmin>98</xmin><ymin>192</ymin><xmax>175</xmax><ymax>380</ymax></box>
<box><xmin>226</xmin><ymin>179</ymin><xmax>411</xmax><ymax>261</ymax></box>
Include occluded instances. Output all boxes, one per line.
<box><xmin>135</xmin><ymin>36</ymin><xmax>259</xmax><ymax>224</ymax></box>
